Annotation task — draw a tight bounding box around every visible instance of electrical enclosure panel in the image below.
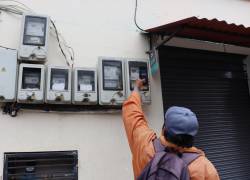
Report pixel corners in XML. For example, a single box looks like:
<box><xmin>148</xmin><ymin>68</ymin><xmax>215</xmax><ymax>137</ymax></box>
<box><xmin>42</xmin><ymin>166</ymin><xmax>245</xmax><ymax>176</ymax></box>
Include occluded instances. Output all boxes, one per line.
<box><xmin>17</xmin><ymin>64</ymin><xmax>45</xmax><ymax>103</ymax></box>
<box><xmin>73</xmin><ymin>68</ymin><xmax>97</xmax><ymax>105</ymax></box>
<box><xmin>125</xmin><ymin>59</ymin><xmax>151</xmax><ymax>104</ymax></box>
<box><xmin>46</xmin><ymin>66</ymin><xmax>71</xmax><ymax>104</ymax></box>
<box><xmin>98</xmin><ymin>57</ymin><xmax>126</xmax><ymax>105</ymax></box>
<box><xmin>18</xmin><ymin>14</ymin><xmax>50</xmax><ymax>62</ymax></box>
<box><xmin>0</xmin><ymin>48</ymin><xmax>18</xmax><ymax>102</ymax></box>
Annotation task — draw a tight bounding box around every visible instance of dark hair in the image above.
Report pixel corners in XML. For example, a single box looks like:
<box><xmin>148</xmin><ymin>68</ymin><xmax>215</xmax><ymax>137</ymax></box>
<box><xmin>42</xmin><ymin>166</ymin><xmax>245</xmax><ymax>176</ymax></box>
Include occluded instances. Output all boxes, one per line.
<box><xmin>163</xmin><ymin>130</ymin><xmax>194</xmax><ymax>148</ymax></box>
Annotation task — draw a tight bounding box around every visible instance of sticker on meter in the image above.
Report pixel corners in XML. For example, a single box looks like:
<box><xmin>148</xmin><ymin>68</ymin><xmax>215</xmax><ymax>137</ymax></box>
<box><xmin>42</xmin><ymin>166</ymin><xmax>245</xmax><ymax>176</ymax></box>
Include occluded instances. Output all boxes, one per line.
<box><xmin>29</xmin><ymin>37</ymin><xmax>42</xmax><ymax>44</ymax></box>
<box><xmin>52</xmin><ymin>76</ymin><xmax>66</xmax><ymax>91</ymax></box>
<box><xmin>79</xmin><ymin>75</ymin><xmax>93</xmax><ymax>91</ymax></box>
<box><xmin>26</xmin><ymin>21</ymin><xmax>45</xmax><ymax>37</ymax></box>
<box><xmin>104</xmin><ymin>80</ymin><xmax>119</xmax><ymax>88</ymax></box>
<box><xmin>80</xmin><ymin>84</ymin><xmax>93</xmax><ymax>91</ymax></box>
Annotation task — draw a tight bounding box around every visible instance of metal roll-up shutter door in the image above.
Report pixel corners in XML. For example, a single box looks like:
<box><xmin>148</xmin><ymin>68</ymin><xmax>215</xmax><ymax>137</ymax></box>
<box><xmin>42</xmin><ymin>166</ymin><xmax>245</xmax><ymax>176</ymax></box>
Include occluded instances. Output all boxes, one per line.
<box><xmin>159</xmin><ymin>46</ymin><xmax>250</xmax><ymax>180</ymax></box>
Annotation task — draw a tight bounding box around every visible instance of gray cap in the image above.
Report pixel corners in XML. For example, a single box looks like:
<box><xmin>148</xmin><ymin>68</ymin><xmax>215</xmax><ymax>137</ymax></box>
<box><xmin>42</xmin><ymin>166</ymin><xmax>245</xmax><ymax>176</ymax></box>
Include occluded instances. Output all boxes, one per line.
<box><xmin>164</xmin><ymin>106</ymin><xmax>199</xmax><ymax>136</ymax></box>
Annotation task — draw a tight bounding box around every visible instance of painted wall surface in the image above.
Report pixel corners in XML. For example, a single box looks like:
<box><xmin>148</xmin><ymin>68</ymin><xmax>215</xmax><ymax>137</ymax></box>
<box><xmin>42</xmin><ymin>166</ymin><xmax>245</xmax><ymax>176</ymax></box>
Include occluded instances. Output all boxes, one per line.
<box><xmin>0</xmin><ymin>0</ymin><xmax>250</xmax><ymax>179</ymax></box>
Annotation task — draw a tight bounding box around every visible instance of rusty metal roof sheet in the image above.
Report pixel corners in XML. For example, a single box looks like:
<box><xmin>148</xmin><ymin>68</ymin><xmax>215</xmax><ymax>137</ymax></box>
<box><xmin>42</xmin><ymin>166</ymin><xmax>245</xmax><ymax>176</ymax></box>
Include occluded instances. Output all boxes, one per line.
<box><xmin>146</xmin><ymin>16</ymin><xmax>250</xmax><ymax>47</ymax></box>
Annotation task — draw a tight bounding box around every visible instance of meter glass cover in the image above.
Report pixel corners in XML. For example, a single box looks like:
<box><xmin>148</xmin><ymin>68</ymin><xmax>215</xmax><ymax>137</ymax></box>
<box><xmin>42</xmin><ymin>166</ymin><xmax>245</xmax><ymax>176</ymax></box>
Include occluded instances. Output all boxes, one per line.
<box><xmin>129</xmin><ymin>62</ymin><xmax>149</xmax><ymax>91</ymax></box>
<box><xmin>22</xmin><ymin>67</ymin><xmax>41</xmax><ymax>90</ymax></box>
<box><xmin>103</xmin><ymin>61</ymin><xmax>123</xmax><ymax>90</ymax></box>
<box><xmin>78</xmin><ymin>70</ymin><xmax>95</xmax><ymax>92</ymax></box>
<box><xmin>23</xmin><ymin>16</ymin><xmax>47</xmax><ymax>46</ymax></box>
<box><xmin>50</xmin><ymin>69</ymin><xmax>68</xmax><ymax>91</ymax></box>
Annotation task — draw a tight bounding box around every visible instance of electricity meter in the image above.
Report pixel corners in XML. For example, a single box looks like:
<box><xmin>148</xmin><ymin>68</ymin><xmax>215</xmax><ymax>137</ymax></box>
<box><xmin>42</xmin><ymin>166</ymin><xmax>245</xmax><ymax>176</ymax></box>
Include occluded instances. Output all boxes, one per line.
<box><xmin>126</xmin><ymin>59</ymin><xmax>151</xmax><ymax>104</ymax></box>
<box><xmin>46</xmin><ymin>66</ymin><xmax>71</xmax><ymax>104</ymax></box>
<box><xmin>17</xmin><ymin>64</ymin><xmax>45</xmax><ymax>103</ymax></box>
<box><xmin>18</xmin><ymin>14</ymin><xmax>50</xmax><ymax>61</ymax></box>
<box><xmin>0</xmin><ymin>48</ymin><xmax>18</xmax><ymax>102</ymax></box>
<box><xmin>73</xmin><ymin>68</ymin><xmax>97</xmax><ymax>105</ymax></box>
<box><xmin>98</xmin><ymin>57</ymin><xmax>126</xmax><ymax>105</ymax></box>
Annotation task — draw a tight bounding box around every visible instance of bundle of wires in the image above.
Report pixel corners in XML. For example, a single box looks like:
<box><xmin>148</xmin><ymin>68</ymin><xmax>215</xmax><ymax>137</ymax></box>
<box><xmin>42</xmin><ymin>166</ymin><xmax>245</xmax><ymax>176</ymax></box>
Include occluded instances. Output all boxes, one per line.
<box><xmin>0</xmin><ymin>0</ymin><xmax>33</xmax><ymax>15</ymax></box>
<box><xmin>0</xmin><ymin>0</ymin><xmax>74</xmax><ymax>67</ymax></box>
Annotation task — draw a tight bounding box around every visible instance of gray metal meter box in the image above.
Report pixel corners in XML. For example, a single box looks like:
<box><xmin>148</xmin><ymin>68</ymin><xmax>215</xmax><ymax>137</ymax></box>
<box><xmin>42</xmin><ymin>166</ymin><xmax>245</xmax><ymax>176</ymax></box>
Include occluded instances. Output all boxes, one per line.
<box><xmin>73</xmin><ymin>68</ymin><xmax>97</xmax><ymax>105</ymax></box>
<box><xmin>18</xmin><ymin>14</ymin><xmax>50</xmax><ymax>61</ymax></box>
<box><xmin>0</xmin><ymin>48</ymin><xmax>18</xmax><ymax>102</ymax></box>
<box><xmin>46</xmin><ymin>66</ymin><xmax>71</xmax><ymax>104</ymax></box>
<box><xmin>125</xmin><ymin>59</ymin><xmax>151</xmax><ymax>104</ymax></box>
<box><xmin>98</xmin><ymin>57</ymin><xmax>126</xmax><ymax>105</ymax></box>
<box><xmin>17</xmin><ymin>64</ymin><xmax>45</xmax><ymax>103</ymax></box>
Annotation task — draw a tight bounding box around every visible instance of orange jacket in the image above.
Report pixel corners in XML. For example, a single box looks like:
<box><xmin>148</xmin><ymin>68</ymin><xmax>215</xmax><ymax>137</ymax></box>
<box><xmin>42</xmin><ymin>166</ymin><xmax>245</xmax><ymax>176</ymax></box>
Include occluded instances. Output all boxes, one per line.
<box><xmin>122</xmin><ymin>91</ymin><xmax>220</xmax><ymax>180</ymax></box>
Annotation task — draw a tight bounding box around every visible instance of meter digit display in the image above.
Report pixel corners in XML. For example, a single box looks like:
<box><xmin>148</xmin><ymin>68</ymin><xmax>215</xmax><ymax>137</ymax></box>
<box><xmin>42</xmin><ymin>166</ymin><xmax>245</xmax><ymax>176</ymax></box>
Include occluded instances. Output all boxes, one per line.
<box><xmin>22</xmin><ymin>68</ymin><xmax>41</xmax><ymax>89</ymax></box>
<box><xmin>78</xmin><ymin>70</ymin><xmax>95</xmax><ymax>92</ymax></box>
<box><xmin>50</xmin><ymin>69</ymin><xmax>68</xmax><ymax>91</ymax></box>
<box><xmin>23</xmin><ymin>16</ymin><xmax>47</xmax><ymax>46</ymax></box>
<box><xmin>103</xmin><ymin>61</ymin><xmax>123</xmax><ymax>90</ymax></box>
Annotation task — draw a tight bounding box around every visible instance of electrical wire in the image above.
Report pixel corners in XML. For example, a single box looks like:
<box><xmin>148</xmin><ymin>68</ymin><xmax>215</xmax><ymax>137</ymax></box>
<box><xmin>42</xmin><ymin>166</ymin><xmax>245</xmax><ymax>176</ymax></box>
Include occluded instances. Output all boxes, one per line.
<box><xmin>0</xmin><ymin>5</ymin><xmax>23</xmax><ymax>15</ymax></box>
<box><xmin>0</xmin><ymin>45</ymin><xmax>16</xmax><ymax>50</ymax></box>
<box><xmin>0</xmin><ymin>0</ymin><xmax>33</xmax><ymax>12</ymax></box>
<box><xmin>57</xmin><ymin>30</ymin><xmax>75</xmax><ymax>63</ymax></box>
<box><xmin>50</xmin><ymin>20</ymin><xmax>69</xmax><ymax>66</ymax></box>
<box><xmin>134</xmin><ymin>0</ymin><xmax>148</xmax><ymax>33</ymax></box>
<box><xmin>51</xmin><ymin>19</ymin><xmax>74</xmax><ymax>67</ymax></box>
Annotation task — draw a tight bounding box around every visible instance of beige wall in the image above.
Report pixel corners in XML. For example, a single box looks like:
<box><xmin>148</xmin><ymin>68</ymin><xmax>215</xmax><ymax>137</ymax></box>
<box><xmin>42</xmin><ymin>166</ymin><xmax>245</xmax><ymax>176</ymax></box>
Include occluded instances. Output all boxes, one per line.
<box><xmin>0</xmin><ymin>0</ymin><xmax>250</xmax><ymax>179</ymax></box>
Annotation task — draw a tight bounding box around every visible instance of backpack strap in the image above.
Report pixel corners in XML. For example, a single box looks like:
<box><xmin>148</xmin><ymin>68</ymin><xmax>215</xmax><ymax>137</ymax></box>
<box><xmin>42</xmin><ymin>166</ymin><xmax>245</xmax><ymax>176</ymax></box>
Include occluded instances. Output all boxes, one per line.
<box><xmin>182</xmin><ymin>152</ymin><xmax>201</xmax><ymax>165</ymax></box>
<box><xmin>153</xmin><ymin>138</ymin><xmax>165</xmax><ymax>152</ymax></box>
<box><xmin>153</xmin><ymin>138</ymin><xmax>201</xmax><ymax>165</ymax></box>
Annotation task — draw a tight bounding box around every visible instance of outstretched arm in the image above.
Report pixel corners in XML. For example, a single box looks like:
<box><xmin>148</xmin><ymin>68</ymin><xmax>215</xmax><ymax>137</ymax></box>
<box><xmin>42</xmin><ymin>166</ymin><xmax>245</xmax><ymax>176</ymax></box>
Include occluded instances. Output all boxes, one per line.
<box><xmin>122</xmin><ymin>79</ymin><xmax>156</xmax><ymax>178</ymax></box>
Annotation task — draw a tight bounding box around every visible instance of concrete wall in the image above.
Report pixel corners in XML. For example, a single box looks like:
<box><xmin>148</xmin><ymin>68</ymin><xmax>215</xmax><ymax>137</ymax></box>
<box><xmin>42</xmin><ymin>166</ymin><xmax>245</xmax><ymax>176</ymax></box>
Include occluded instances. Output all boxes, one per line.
<box><xmin>0</xmin><ymin>0</ymin><xmax>250</xmax><ymax>179</ymax></box>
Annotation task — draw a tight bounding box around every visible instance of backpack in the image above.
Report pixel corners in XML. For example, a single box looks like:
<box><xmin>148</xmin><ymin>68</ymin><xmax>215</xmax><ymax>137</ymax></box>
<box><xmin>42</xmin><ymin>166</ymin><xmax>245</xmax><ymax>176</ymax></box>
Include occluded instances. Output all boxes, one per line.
<box><xmin>137</xmin><ymin>138</ymin><xmax>201</xmax><ymax>180</ymax></box>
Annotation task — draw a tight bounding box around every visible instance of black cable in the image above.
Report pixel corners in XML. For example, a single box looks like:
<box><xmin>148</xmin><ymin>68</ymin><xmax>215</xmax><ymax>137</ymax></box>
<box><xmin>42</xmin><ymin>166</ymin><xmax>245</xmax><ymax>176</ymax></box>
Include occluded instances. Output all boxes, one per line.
<box><xmin>51</xmin><ymin>20</ymin><xmax>70</xmax><ymax>66</ymax></box>
<box><xmin>0</xmin><ymin>45</ymin><xmax>17</xmax><ymax>50</ymax></box>
<box><xmin>134</xmin><ymin>0</ymin><xmax>148</xmax><ymax>33</ymax></box>
<box><xmin>67</xmin><ymin>45</ymin><xmax>75</xmax><ymax>61</ymax></box>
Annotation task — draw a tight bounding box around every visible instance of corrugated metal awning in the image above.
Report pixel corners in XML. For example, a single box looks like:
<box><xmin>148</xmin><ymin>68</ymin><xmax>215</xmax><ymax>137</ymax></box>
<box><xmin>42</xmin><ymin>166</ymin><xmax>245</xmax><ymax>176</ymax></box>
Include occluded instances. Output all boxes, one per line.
<box><xmin>146</xmin><ymin>16</ymin><xmax>250</xmax><ymax>47</ymax></box>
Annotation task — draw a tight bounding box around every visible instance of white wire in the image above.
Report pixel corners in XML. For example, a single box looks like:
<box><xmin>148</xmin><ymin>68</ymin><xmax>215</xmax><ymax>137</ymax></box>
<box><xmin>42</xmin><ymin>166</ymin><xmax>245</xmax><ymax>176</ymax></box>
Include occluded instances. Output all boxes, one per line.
<box><xmin>58</xmin><ymin>33</ymin><xmax>75</xmax><ymax>62</ymax></box>
<box><xmin>50</xmin><ymin>21</ymin><xmax>75</xmax><ymax>66</ymax></box>
<box><xmin>0</xmin><ymin>0</ymin><xmax>33</xmax><ymax>12</ymax></box>
<box><xmin>0</xmin><ymin>5</ymin><xmax>23</xmax><ymax>14</ymax></box>
<box><xmin>50</xmin><ymin>20</ymin><xmax>74</xmax><ymax>67</ymax></box>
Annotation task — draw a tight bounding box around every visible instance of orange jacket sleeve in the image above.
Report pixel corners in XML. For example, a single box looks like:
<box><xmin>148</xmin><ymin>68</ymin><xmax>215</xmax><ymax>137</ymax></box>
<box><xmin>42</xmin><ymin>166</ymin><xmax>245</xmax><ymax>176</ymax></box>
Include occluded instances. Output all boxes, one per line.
<box><xmin>122</xmin><ymin>91</ymin><xmax>156</xmax><ymax>179</ymax></box>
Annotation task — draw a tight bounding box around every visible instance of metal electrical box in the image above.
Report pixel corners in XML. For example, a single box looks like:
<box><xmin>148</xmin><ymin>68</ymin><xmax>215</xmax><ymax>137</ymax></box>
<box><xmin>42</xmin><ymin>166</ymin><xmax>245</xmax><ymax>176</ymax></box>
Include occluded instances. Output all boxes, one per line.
<box><xmin>73</xmin><ymin>68</ymin><xmax>97</xmax><ymax>105</ymax></box>
<box><xmin>98</xmin><ymin>57</ymin><xmax>126</xmax><ymax>105</ymax></box>
<box><xmin>125</xmin><ymin>59</ymin><xmax>151</xmax><ymax>104</ymax></box>
<box><xmin>17</xmin><ymin>64</ymin><xmax>45</xmax><ymax>103</ymax></box>
<box><xmin>18</xmin><ymin>14</ymin><xmax>50</xmax><ymax>61</ymax></box>
<box><xmin>46</xmin><ymin>66</ymin><xmax>71</xmax><ymax>104</ymax></box>
<box><xmin>0</xmin><ymin>48</ymin><xmax>18</xmax><ymax>102</ymax></box>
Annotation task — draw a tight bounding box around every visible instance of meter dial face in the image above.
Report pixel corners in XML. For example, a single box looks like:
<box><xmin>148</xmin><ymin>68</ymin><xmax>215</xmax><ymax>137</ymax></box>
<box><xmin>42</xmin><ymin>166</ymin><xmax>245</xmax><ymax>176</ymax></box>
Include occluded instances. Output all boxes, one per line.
<box><xmin>77</xmin><ymin>70</ymin><xmax>95</xmax><ymax>92</ymax></box>
<box><xmin>129</xmin><ymin>62</ymin><xmax>149</xmax><ymax>91</ymax></box>
<box><xmin>22</xmin><ymin>67</ymin><xmax>41</xmax><ymax>90</ymax></box>
<box><xmin>103</xmin><ymin>61</ymin><xmax>123</xmax><ymax>90</ymax></box>
<box><xmin>23</xmin><ymin>16</ymin><xmax>47</xmax><ymax>46</ymax></box>
<box><xmin>50</xmin><ymin>69</ymin><xmax>69</xmax><ymax>91</ymax></box>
